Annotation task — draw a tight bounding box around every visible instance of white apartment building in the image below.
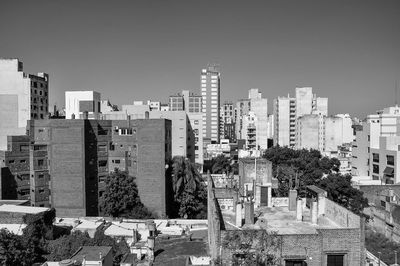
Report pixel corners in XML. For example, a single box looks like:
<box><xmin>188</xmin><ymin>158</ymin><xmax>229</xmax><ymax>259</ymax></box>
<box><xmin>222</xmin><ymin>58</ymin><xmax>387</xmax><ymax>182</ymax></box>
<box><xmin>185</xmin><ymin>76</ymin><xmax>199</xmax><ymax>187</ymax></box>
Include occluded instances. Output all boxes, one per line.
<box><xmin>0</xmin><ymin>59</ymin><xmax>49</xmax><ymax>150</ymax></box>
<box><xmin>273</xmin><ymin>87</ymin><xmax>328</xmax><ymax>148</ymax></box>
<box><xmin>187</xmin><ymin>112</ymin><xmax>204</xmax><ymax>167</ymax></box>
<box><xmin>324</xmin><ymin>114</ymin><xmax>354</xmax><ymax>152</ymax></box>
<box><xmin>201</xmin><ymin>65</ymin><xmax>220</xmax><ymax>146</ymax></box>
<box><xmin>235</xmin><ymin>89</ymin><xmax>269</xmax><ymax>150</ymax></box>
<box><xmin>295</xmin><ymin>114</ymin><xmax>325</xmax><ymax>151</ymax></box>
<box><xmin>65</xmin><ymin>91</ymin><xmax>101</xmax><ymax>119</ymax></box>
<box><xmin>352</xmin><ymin>106</ymin><xmax>400</xmax><ymax>184</ymax></box>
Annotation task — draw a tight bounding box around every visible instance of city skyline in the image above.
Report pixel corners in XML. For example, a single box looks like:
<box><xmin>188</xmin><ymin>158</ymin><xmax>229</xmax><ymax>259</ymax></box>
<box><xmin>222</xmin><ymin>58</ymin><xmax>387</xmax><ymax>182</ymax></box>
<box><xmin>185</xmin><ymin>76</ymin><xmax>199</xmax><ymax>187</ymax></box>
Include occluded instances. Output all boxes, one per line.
<box><xmin>1</xmin><ymin>0</ymin><xmax>399</xmax><ymax>118</ymax></box>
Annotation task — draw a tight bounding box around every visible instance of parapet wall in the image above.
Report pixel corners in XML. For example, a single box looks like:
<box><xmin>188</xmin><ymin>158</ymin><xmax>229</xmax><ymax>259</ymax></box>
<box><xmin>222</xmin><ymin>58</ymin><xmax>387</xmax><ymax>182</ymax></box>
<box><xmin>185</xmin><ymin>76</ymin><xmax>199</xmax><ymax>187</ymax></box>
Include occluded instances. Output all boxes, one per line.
<box><xmin>324</xmin><ymin>198</ymin><xmax>361</xmax><ymax>228</ymax></box>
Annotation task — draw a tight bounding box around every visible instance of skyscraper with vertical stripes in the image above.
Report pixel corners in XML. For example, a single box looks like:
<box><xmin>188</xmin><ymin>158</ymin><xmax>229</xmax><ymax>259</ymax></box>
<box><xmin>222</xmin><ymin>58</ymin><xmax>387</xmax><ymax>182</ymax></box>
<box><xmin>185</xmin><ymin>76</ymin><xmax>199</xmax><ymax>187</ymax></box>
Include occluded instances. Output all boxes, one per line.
<box><xmin>201</xmin><ymin>64</ymin><xmax>220</xmax><ymax>148</ymax></box>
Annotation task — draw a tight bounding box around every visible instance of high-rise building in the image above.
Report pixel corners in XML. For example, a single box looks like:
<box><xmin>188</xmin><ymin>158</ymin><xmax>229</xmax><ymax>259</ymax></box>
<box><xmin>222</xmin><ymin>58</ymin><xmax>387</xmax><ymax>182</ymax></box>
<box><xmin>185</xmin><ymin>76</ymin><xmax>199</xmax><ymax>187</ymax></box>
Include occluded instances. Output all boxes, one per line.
<box><xmin>220</xmin><ymin>101</ymin><xmax>234</xmax><ymax>141</ymax></box>
<box><xmin>65</xmin><ymin>91</ymin><xmax>101</xmax><ymax>119</ymax></box>
<box><xmin>201</xmin><ymin>65</ymin><xmax>220</xmax><ymax>146</ymax></box>
<box><xmin>0</xmin><ymin>59</ymin><xmax>49</xmax><ymax>150</ymax></box>
<box><xmin>235</xmin><ymin>89</ymin><xmax>269</xmax><ymax>150</ymax></box>
<box><xmin>273</xmin><ymin>87</ymin><xmax>328</xmax><ymax>148</ymax></box>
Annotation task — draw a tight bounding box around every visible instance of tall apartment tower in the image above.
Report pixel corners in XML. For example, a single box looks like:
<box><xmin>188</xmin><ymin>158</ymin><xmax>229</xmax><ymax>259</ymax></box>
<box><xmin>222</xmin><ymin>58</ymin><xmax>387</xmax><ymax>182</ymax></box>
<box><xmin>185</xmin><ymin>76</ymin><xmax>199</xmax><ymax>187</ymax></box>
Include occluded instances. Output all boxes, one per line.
<box><xmin>273</xmin><ymin>87</ymin><xmax>327</xmax><ymax>147</ymax></box>
<box><xmin>0</xmin><ymin>59</ymin><xmax>49</xmax><ymax>150</ymax></box>
<box><xmin>201</xmin><ymin>65</ymin><xmax>220</xmax><ymax>146</ymax></box>
<box><xmin>220</xmin><ymin>101</ymin><xmax>234</xmax><ymax>141</ymax></box>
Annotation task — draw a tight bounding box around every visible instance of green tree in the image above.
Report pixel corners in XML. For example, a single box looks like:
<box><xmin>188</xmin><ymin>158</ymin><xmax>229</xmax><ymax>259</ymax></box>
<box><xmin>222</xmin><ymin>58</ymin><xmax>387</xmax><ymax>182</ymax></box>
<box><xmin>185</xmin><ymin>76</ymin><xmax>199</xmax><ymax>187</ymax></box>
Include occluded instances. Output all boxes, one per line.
<box><xmin>100</xmin><ymin>168</ymin><xmax>154</xmax><ymax>219</ymax></box>
<box><xmin>46</xmin><ymin>229</ymin><xmax>129</xmax><ymax>266</ymax></box>
<box><xmin>263</xmin><ymin>146</ymin><xmax>368</xmax><ymax>215</ymax></box>
<box><xmin>171</xmin><ymin>156</ymin><xmax>207</xmax><ymax>218</ymax></box>
<box><xmin>365</xmin><ymin>229</ymin><xmax>400</xmax><ymax>265</ymax></box>
<box><xmin>221</xmin><ymin>230</ymin><xmax>281</xmax><ymax>265</ymax></box>
<box><xmin>0</xmin><ymin>229</ymin><xmax>36</xmax><ymax>266</ymax></box>
<box><xmin>46</xmin><ymin>231</ymin><xmax>92</xmax><ymax>261</ymax></box>
<box><xmin>211</xmin><ymin>155</ymin><xmax>237</xmax><ymax>175</ymax></box>
<box><xmin>318</xmin><ymin>173</ymin><xmax>369</xmax><ymax>217</ymax></box>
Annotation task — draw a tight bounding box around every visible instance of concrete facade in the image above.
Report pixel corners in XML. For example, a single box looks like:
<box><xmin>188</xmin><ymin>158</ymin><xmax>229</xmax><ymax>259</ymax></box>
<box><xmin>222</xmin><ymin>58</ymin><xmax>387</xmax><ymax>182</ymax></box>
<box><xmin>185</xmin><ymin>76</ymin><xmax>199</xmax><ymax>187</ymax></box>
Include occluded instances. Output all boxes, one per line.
<box><xmin>273</xmin><ymin>87</ymin><xmax>328</xmax><ymax>148</ymax></box>
<box><xmin>295</xmin><ymin>114</ymin><xmax>325</xmax><ymax>151</ymax></box>
<box><xmin>325</xmin><ymin>114</ymin><xmax>354</xmax><ymax>152</ymax></box>
<box><xmin>65</xmin><ymin>91</ymin><xmax>101</xmax><ymax>119</ymax></box>
<box><xmin>0</xmin><ymin>59</ymin><xmax>49</xmax><ymax>150</ymax></box>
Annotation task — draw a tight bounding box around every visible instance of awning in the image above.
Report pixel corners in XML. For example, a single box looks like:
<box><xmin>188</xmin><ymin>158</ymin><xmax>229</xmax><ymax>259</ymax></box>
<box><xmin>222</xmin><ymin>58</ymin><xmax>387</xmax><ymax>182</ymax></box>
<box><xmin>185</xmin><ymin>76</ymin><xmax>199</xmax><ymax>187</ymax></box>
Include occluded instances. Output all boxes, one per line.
<box><xmin>384</xmin><ymin>167</ymin><xmax>394</xmax><ymax>176</ymax></box>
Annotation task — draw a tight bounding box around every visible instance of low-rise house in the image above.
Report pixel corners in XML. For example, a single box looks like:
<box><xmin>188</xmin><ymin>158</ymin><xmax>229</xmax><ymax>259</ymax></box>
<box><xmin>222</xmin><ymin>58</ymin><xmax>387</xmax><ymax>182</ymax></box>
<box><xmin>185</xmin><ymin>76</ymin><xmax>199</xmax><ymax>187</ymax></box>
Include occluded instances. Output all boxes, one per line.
<box><xmin>207</xmin><ymin>174</ymin><xmax>366</xmax><ymax>265</ymax></box>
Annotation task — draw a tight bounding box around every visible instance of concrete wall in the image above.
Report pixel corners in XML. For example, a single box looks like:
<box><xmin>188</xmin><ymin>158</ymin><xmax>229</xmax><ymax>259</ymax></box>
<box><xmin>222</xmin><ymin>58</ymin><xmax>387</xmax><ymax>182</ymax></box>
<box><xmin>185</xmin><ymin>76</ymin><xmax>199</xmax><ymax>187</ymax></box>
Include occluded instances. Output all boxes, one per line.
<box><xmin>324</xmin><ymin>198</ymin><xmax>361</xmax><ymax>228</ymax></box>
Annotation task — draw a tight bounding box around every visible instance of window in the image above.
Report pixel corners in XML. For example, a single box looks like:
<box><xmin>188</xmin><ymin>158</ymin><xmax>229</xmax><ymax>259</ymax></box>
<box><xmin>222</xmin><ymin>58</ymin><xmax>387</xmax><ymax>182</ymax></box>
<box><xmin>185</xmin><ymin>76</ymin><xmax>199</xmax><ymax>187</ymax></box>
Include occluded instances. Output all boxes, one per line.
<box><xmin>98</xmin><ymin>144</ymin><xmax>107</xmax><ymax>152</ymax></box>
<box><xmin>373</xmin><ymin>153</ymin><xmax>379</xmax><ymax>163</ymax></box>
<box><xmin>373</xmin><ymin>164</ymin><xmax>379</xmax><ymax>174</ymax></box>
<box><xmin>39</xmin><ymin>188</ymin><xmax>45</xmax><ymax>194</ymax></box>
<box><xmin>285</xmin><ymin>260</ymin><xmax>306</xmax><ymax>266</ymax></box>
<box><xmin>38</xmin><ymin>174</ymin><xmax>44</xmax><ymax>179</ymax></box>
<box><xmin>38</xmin><ymin>159</ymin><xmax>44</xmax><ymax>166</ymax></box>
<box><xmin>387</xmin><ymin>155</ymin><xmax>395</xmax><ymax>166</ymax></box>
<box><xmin>8</xmin><ymin>160</ymin><xmax>15</xmax><ymax>164</ymax></box>
<box><xmin>112</xmin><ymin>159</ymin><xmax>121</xmax><ymax>164</ymax></box>
<box><xmin>34</xmin><ymin>145</ymin><xmax>47</xmax><ymax>151</ymax></box>
<box><xmin>20</xmin><ymin>159</ymin><xmax>26</xmax><ymax>163</ymax></box>
<box><xmin>194</xmin><ymin>120</ymin><xmax>199</xmax><ymax>125</ymax></box>
<box><xmin>327</xmin><ymin>254</ymin><xmax>344</xmax><ymax>266</ymax></box>
<box><xmin>381</xmin><ymin>200</ymin><xmax>386</xmax><ymax>208</ymax></box>
<box><xmin>98</xmin><ymin>160</ymin><xmax>107</xmax><ymax>167</ymax></box>
<box><xmin>20</xmin><ymin>145</ymin><xmax>29</xmax><ymax>152</ymax></box>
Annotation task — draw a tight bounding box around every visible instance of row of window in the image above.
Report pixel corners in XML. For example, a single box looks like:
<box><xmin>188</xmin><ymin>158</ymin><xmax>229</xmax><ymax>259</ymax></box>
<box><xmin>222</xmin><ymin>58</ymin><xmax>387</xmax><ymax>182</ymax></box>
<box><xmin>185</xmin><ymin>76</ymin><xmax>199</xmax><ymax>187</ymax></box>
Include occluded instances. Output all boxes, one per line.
<box><xmin>31</xmin><ymin>89</ymin><xmax>48</xmax><ymax>97</ymax></box>
<box><xmin>372</xmin><ymin>153</ymin><xmax>395</xmax><ymax>165</ymax></box>
<box><xmin>31</xmin><ymin>81</ymin><xmax>48</xmax><ymax>89</ymax></box>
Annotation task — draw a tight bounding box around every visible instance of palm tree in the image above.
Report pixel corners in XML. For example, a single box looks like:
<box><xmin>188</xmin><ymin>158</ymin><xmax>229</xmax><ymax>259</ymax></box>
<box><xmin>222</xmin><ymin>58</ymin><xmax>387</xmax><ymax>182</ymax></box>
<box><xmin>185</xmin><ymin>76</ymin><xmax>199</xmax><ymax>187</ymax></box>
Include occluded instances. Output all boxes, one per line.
<box><xmin>171</xmin><ymin>156</ymin><xmax>203</xmax><ymax>199</ymax></box>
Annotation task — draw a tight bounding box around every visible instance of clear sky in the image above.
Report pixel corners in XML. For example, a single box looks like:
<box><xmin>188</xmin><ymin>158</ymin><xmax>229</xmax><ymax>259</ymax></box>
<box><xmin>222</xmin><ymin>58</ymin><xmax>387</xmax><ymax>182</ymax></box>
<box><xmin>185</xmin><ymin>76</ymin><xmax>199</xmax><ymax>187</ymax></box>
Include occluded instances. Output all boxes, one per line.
<box><xmin>0</xmin><ymin>0</ymin><xmax>399</xmax><ymax>118</ymax></box>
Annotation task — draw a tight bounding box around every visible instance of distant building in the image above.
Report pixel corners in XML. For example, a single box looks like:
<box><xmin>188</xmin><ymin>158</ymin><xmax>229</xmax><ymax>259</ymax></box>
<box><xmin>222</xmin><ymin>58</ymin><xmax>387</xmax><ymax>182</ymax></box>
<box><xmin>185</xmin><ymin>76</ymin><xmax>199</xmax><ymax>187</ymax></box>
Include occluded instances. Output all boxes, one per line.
<box><xmin>27</xmin><ymin>118</ymin><xmax>172</xmax><ymax>217</ymax></box>
<box><xmin>149</xmin><ymin>111</ymin><xmax>194</xmax><ymax>161</ymax></box>
<box><xmin>236</xmin><ymin>89</ymin><xmax>269</xmax><ymax>150</ymax></box>
<box><xmin>65</xmin><ymin>91</ymin><xmax>101</xmax><ymax>119</ymax></box>
<box><xmin>201</xmin><ymin>65</ymin><xmax>221</xmax><ymax>145</ymax></box>
<box><xmin>220</xmin><ymin>101</ymin><xmax>234</xmax><ymax>141</ymax></box>
<box><xmin>324</xmin><ymin>114</ymin><xmax>354</xmax><ymax>153</ymax></box>
<box><xmin>295</xmin><ymin>114</ymin><xmax>325</xmax><ymax>151</ymax></box>
<box><xmin>273</xmin><ymin>87</ymin><xmax>327</xmax><ymax>148</ymax></box>
<box><xmin>352</xmin><ymin>106</ymin><xmax>400</xmax><ymax>183</ymax></box>
<box><xmin>0</xmin><ymin>58</ymin><xmax>49</xmax><ymax>150</ymax></box>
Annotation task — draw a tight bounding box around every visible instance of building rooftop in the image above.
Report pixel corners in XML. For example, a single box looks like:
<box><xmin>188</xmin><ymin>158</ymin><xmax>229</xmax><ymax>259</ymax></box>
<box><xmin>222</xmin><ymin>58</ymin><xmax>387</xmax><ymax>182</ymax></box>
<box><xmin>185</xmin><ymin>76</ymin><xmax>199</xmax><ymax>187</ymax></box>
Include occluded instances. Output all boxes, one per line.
<box><xmin>0</xmin><ymin>204</ymin><xmax>50</xmax><ymax>214</ymax></box>
<box><xmin>0</xmin><ymin>200</ymin><xmax>29</xmax><ymax>206</ymax></box>
<box><xmin>254</xmin><ymin>206</ymin><xmax>341</xmax><ymax>234</ymax></box>
<box><xmin>0</xmin><ymin>223</ymin><xmax>26</xmax><ymax>235</ymax></box>
<box><xmin>70</xmin><ymin>246</ymin><xmax>112</xmax><ymax>262</ymax></box>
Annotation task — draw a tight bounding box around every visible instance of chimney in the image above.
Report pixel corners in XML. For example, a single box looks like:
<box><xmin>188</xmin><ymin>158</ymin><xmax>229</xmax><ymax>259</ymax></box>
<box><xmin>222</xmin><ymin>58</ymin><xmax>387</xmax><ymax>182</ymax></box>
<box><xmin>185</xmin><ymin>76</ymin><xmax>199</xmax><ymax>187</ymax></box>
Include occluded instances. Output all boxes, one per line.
<box><xmin>289</xmin><ymin>189</ymin><xmax>297</xmax><ymax>211</ymax></box>
<box><xmin>311</xmin><ymin>200</ymin><xmax>318</xmax><ymax>225</ymax></box>
<box><xmin>147</xmin><ymin>236</ymin><xmax>155</xmax><ymax>262</ymax></box>
<box><xmin>296</xmin><ymin>198</ymin><xmax>303</xmax><ymax>221</ymax></box>
<box><xmin>244</xmin><ymin>201</ymin><xmax>254</xmax><ymax>225</ymax></box>
<box><xmin>235</xmin><ymin>202</ymin><xmax>242</xmax><ymax>227</ymax></box>
<box><xmin>83</xmin><ymin>111</ymin><xmax>89</xmax><ymax>120</ymax></box>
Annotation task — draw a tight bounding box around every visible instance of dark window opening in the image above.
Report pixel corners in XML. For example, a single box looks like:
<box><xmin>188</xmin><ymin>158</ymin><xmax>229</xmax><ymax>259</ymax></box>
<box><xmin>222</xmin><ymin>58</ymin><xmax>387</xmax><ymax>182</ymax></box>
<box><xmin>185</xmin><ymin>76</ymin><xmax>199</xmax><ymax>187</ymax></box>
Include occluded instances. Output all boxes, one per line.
<box><xmin>98</xmin><ymin>160</ymin><xmax>107</xmax><ymax>167</ymax></box>
<box><xmin>327</xmin><ymin>254</ymin><xmax>344</xmax><ymax>266</ymax></box>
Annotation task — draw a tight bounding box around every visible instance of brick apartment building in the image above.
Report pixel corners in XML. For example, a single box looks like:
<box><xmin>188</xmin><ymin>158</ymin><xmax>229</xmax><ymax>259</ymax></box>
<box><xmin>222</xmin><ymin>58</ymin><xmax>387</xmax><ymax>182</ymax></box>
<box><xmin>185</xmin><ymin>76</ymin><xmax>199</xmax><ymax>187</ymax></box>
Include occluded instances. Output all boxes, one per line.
<box><xmin>0</xmin><ymin>117</ymin><xmax>172</xmax><ymax>218</ymax></box>
<box><xmin>0</xmin><ymin>136</ymin><xmax>49</xmax><ymax>207</ymax></box>
<box><xmin>207</xmin><ymin>174</ymin><xmax>366</xmax><ymax>266</ymax></box>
